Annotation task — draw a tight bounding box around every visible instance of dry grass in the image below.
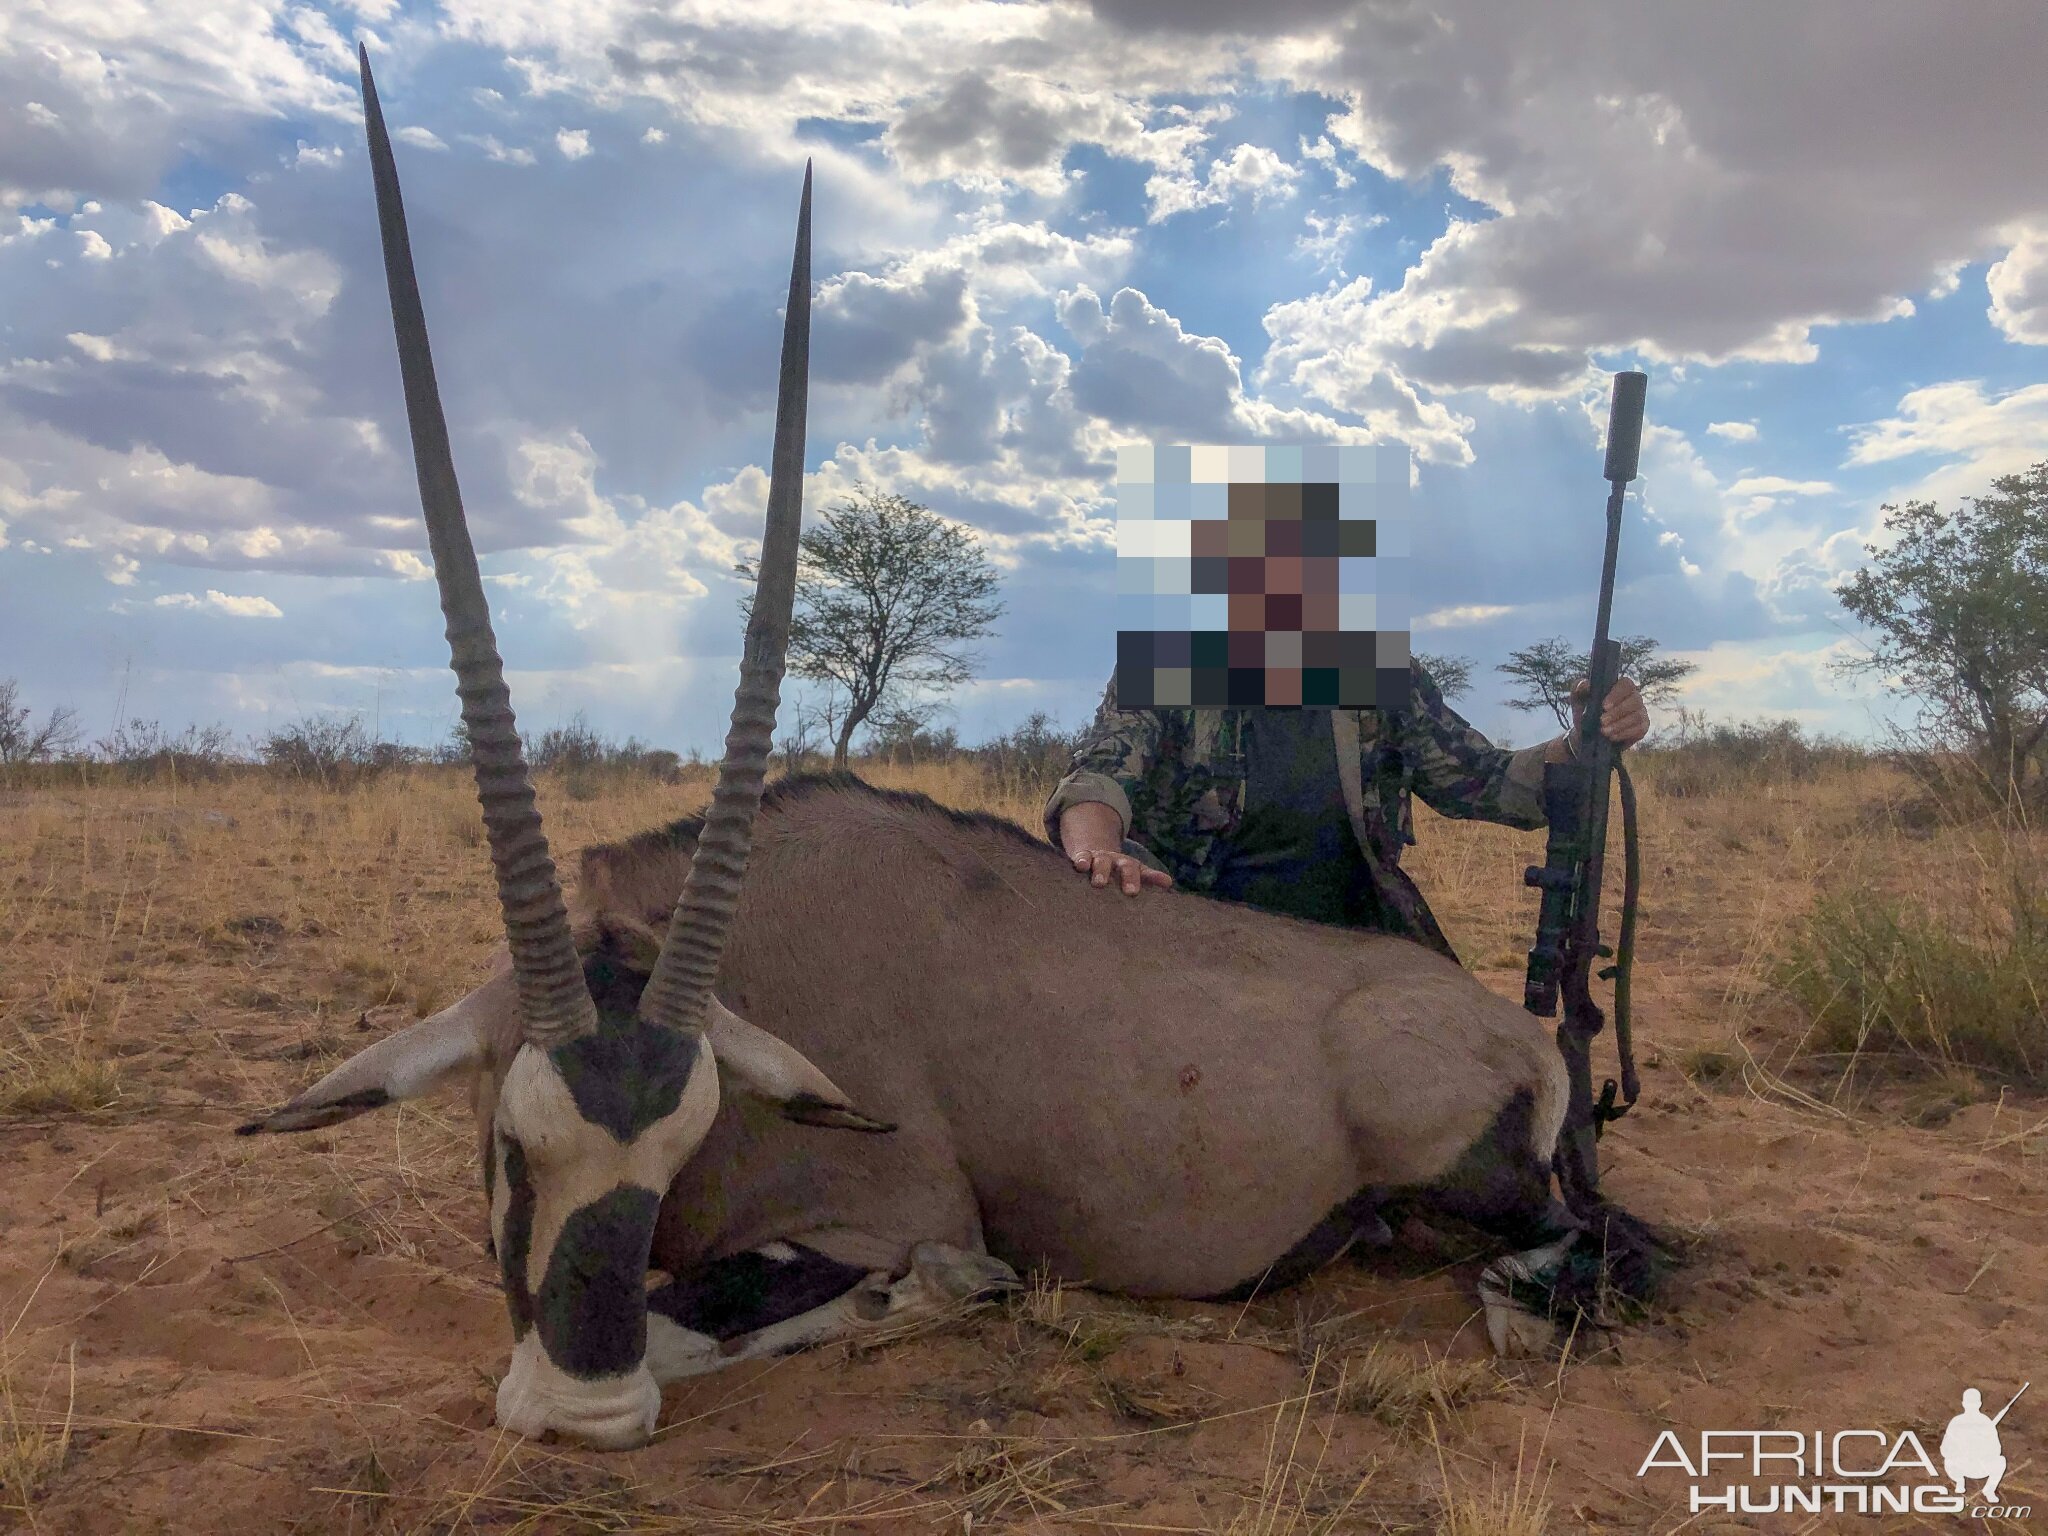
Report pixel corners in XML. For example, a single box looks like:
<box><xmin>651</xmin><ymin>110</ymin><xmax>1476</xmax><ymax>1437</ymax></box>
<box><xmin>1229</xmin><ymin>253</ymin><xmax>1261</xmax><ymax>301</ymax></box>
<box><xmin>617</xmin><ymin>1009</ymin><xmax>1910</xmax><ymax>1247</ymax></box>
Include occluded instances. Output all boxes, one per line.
<box><xmin>0</xmin><ymin>1348</ymin><xmax>74</xmax><ymax>1522</ymax></box>
<box><xmin>1432</xmin><ymin>1425</ymin><xmax>1553</xmax><ymax>1536</ymax></box>
<box><xmin>0</xmin><ymin>1032</ymin><xmax>120</xmax><ymax>1117</ymax></box>
<box><xmin>3</xmin><ymin>752</ymin><xmax>2047</xmax><ymax>1532</ymax></box>
<box><xmin>1327</xmin><ymin>1346</ymin><xmax>1507</xmax><ymax>1432</ymax></box>
<box><xmin>1213</xmin><ymin>1371</ymin><xmax>1372</xmax><ymax>1536</ymax></box>
<box><xmin>0</xmin><ymin>1265</ymin><xmax>75</xmax><ymax>1525</ymax></box>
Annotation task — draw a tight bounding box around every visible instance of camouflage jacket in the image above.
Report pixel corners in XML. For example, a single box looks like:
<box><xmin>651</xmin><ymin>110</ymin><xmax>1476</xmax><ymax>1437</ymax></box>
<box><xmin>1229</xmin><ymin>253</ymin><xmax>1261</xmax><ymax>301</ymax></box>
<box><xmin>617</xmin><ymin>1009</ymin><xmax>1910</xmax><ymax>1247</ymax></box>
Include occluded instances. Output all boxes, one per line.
<box><xmin>1041</xmin><ymin>661</ymin><xmax>1558</xmax><ymax>957</ymax></box>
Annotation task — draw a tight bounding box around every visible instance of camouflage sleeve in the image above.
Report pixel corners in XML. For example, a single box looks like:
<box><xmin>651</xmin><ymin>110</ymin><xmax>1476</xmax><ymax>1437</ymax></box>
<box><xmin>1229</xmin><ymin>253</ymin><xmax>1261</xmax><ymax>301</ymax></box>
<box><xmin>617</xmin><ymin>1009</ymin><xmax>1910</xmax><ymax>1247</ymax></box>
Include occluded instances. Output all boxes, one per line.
<box><xmin>1040</xmin><ymin>671</ymin><xmax>1165</xmax><ymax>846</ymax></box>
<box><xmin>1397</xmin><ymin>660</ymin><xmax>1551</xmax><ymax>830</ymax></box>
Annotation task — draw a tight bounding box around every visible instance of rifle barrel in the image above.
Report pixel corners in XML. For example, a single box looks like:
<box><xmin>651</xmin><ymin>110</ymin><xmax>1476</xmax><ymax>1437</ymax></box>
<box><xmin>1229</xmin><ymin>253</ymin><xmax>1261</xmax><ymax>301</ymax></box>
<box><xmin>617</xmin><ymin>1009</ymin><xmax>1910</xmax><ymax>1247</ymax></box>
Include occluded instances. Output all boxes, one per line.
<box><xmin>1992</xmin><ymin>1381</ymin><xmax>2030</xmax><ymax>1425</ymax></box>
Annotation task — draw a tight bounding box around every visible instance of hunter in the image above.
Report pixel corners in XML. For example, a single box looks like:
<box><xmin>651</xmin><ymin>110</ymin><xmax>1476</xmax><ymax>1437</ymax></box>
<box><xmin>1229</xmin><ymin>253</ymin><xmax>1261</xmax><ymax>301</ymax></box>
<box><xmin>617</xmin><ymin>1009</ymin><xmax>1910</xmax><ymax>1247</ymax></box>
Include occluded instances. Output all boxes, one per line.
<box><xmin>1043</xmin><ymin>661</ymin><xmax>1649</xmax><ymax>960</ymax></box>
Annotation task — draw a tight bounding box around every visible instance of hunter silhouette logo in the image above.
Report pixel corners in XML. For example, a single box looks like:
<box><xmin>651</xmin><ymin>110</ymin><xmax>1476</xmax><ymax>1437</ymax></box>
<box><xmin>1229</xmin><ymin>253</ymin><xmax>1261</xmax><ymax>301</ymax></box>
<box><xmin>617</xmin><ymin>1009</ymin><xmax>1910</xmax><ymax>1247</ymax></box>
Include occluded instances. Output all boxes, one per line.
<box><xmin>1941</xmin><ymin>1383</ymin><xmax>2025</xmax><ymax>1504</ymax></box>
<box><xmin>1637</xmin><ymin>1379</ymin><xmax>2032</xmax><ymax>1517</ymax></box>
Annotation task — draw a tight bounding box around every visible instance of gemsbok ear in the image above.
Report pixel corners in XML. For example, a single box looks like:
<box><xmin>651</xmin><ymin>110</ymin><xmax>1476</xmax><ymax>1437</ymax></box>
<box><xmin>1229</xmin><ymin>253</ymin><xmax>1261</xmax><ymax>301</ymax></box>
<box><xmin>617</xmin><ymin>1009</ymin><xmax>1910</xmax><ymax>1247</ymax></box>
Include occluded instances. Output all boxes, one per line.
<box><xmin>236</xmin><ymin>971</ymin><xmax>512</xmax><ymax>1134</ymax></box>
<box><xmin>706</xmin><ymin>998</ymin><xmax>895</xmax><ymax>1133</ymax></box>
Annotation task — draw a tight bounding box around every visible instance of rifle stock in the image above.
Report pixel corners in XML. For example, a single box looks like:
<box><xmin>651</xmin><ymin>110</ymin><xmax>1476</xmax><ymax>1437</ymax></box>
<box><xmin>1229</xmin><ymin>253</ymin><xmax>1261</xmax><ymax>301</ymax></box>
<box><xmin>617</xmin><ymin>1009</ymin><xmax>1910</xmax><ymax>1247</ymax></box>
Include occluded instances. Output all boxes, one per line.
<box><xmin>1524</xmin><ymin>372</ymin><xmax>1646</xmax><ymax>1215</ymax></box>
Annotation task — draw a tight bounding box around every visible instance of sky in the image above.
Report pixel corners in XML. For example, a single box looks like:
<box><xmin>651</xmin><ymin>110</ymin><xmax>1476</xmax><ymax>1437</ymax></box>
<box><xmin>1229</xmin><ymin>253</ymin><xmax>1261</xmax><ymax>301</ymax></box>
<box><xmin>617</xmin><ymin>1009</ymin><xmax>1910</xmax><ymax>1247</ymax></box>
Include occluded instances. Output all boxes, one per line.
<box><xmin>3</xmin><ymin>0</ymin><xmax>2046</xmax><ymax>756</ymax></box>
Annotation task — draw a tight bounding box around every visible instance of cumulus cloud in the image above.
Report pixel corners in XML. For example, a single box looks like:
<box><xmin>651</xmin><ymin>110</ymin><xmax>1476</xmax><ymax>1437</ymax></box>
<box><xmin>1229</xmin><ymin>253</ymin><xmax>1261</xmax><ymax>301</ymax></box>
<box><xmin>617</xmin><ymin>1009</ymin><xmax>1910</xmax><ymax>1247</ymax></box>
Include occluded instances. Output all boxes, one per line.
<box><xmin>1417</xmin><ymin>602</ymin><xmax>1514</xmax><ymax>630</ymax></box>
<box><xmin>466</xmin><ymin>134</ymin><xmax>537</xmax><ymax>166</ymax></box>
<box><xmin>814</xmin><ymin>219</ymin><xmax>1135</xmax><ymax>388</ymax></box>
<box><xmin>1987</xmin><ymin>222</ymin><xmax>2048</xmax><ymax>344</ymax></box>
<box><xmin>0</xmin><ymin>190</ymin><xmax>419</xmax><ymax>582</ymax></box>
<box><xmin>1217</xmin><ymin>3</ymin><xmax>2048</xmax><ymax>446</ymax></box>
<box><xmin>1295</xmin><ymin>210</ymin><xmax>1373</xmax><ymax>274</ymax></box>
<box><xmin>504</xmin><ymin>429</ymin><xmax>753</xmax><ymax>655</ymax></box>
<box><xmin>1299</xmin><ymin>133</ymin><xmax>1354</xmax><ymax>188</ymax></box>
<box><xmin>1057</xmin><ymin>284</ymin><xmax>1364</xmax><ymax>445</ymax></box>
<box><xmin>1256</xmin><ymin>278</ymin><xmax>1480</xmax><ymax>463</ymax></box>
<box><xmin>1</xmin><ymin>0</ymin><xmax>357</xmax><ymax>207</ymax></box>
<box><xmin>447</xmin><ymin>0</ymin><xmax>1247</xmax><ymax>213</ymax></box>
<box><xmin>65</xmin><ymin>332</ymin><xmax>136</xmax><ymax>362</ymax></box>
<box><xmin>1844</xmin><ymin>379</ymin><xmax>2048</xmax><ymax>509</ymax></box>
<box><xmin>1847</xmin><ymin>379</ymin><xmax>2048</xmax><ymax>467</ymax></box>
<box><xmin>1726</xmin><ymin>476</ymin><xmax>1834</xmax><ymax>497</ymax></box>
<box><xmin>1150</xmin><ymin>142</ymin><xmax>1302</xmax><ymax>222</ymax></box>
<box><xmin>151</xmin><ymin>588</ymin><xmax>284</xmax><ymax>617</ymax></box>
<box><xmin>3</xmin><ymin>0</ymin><xmax>2040</xmax><ymax>750</ymax></box>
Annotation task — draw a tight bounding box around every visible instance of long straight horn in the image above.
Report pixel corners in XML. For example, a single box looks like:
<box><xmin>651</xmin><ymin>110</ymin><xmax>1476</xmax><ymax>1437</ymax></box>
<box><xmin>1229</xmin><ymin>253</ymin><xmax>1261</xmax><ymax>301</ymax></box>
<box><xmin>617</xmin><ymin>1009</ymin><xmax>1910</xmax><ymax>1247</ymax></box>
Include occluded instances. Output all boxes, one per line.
<box><xmin>637</xmin><ymin>163</ymin><xmax>812</xmax><ymax>1035</ymax></box>
<box><xmin>358</xmin><ymin>44</ymin><xmax>595</xmax><ymax>1049</ymax></box>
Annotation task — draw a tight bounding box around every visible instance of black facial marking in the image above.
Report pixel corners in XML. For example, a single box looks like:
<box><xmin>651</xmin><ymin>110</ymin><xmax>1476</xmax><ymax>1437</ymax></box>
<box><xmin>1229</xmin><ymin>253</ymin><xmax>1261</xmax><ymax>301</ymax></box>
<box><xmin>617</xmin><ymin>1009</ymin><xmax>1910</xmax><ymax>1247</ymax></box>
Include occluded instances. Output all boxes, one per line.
<box><xmin>646</xmin><ymin>1245</ymin><xmax>869</xmax><ymax>1342</ymax></box>
<box><xmin>546</xmin><ymin>952</ymin><xmax>704</xmax><ymax>1142</ymax></box>
<box><xmin>1207</xmin><ymin>1185</ymin><xmax>1388</xmax><ymax>1303</ymax></box>
<box><xmin>496</xmin><ymin>1132</ymin><xmax>537</xmax><ymax>1340</ymax></box>
<box><xmin>1417</xmin><ymin>1087</ymin><xmax>1571</xmax><ymax>1248</ymax></box>
<box><xmin>535</xmin><ymin>1186</ymin><xmax>664</xmax><ymax>1377</ymax></box>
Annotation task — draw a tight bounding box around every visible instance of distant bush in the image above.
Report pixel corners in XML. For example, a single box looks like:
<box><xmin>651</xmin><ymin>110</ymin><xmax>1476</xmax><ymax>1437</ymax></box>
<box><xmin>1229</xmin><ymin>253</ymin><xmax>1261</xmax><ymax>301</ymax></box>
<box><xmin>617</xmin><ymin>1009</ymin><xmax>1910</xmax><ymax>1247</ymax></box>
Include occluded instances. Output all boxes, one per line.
<box><xmin>971</xmin><ymin>711</ymin><xmax>1084</xmax><ymax>797</ymax></box>
<box><xmin>259</xmin><ymin>714</ymin><xmax>428</xmax><ymax>789</ymax></box>
<box><xmin>0</xmin><ymin>679</ymin><xmax>81</xmax><ymax>767</ymax></box>
<box><xmin>94</xmin><ymin>719</ymin><xmax>241</xmax><ymax>781</ymax></box>
<box><xmin>1635</xmin><ymin>709</ymin><xmax>1868</xmax><ymax>797</ymax></box>
<box><xmin>864</xmin><ymin>711</ymin><xmax>962</xmax><ymax>768</ymax></box>
<box><xmin>1774</xmin><ymin>862</ymin><xmax>2048</xmax><ymax>1089</ymax></box>
<box><xmin>524</xmin><ymin>711</ymin><xmax>688</xmax><ymax>798</ymax></box>
<box><xmin>528</xmin><ymin>713</ymin><xmax>610</xmax><ymax>774</ymax></box>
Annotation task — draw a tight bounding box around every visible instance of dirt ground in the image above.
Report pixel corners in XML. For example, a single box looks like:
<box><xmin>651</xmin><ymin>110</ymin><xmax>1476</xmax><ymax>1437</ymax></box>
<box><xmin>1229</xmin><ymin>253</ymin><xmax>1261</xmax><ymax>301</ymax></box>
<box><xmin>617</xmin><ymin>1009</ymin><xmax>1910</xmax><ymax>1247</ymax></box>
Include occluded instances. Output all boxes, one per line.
<box><xmin>1</xmin><ymin>759</ymin><xmax>2041</xmax><ymax>1534</ymax></box>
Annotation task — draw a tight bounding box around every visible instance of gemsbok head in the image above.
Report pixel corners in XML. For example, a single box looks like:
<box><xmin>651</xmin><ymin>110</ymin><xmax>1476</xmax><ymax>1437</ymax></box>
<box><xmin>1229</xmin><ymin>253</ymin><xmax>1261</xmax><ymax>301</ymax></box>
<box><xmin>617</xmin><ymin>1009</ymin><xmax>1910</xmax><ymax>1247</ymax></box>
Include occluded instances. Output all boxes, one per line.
<box><xmin>240</xmin><ymin>45</ymin><xmax>889</xmax><ymax>1450</ymax></box>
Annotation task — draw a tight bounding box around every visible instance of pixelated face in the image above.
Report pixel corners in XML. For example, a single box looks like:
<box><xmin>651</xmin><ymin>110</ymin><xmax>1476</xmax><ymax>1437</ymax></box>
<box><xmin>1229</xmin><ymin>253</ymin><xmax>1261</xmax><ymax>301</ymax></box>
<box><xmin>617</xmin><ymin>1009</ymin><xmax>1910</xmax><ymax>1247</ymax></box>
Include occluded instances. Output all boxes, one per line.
<box><xmin>1114</xmin><ymin>443</ymin><xmax>1413</xmax><ymax>710</ymax></box>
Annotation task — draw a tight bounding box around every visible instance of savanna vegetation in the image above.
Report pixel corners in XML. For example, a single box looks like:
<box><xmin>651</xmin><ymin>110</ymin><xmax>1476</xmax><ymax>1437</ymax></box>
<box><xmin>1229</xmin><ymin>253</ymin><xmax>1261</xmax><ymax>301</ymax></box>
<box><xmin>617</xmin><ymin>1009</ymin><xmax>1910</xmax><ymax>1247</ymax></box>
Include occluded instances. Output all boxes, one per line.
<box><xmin>1</xmin><ymin>698</ymin><xmax>2043</xmax><ymax>1531</ymax></box>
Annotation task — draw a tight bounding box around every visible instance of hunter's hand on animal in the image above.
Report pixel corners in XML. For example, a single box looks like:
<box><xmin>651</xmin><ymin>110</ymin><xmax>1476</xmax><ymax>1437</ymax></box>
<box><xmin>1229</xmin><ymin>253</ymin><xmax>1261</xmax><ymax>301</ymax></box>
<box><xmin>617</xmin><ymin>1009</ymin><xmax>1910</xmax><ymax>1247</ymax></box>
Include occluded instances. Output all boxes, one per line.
<box><xmin>1569</xmin><ymin>675</ymin><xmax>1649</xmax><ymax>748</ymax></box>
<box><xmin>1058</xmin><ymin>801</ymin><xmax>1173</xmax><ymax>896</ymax></box>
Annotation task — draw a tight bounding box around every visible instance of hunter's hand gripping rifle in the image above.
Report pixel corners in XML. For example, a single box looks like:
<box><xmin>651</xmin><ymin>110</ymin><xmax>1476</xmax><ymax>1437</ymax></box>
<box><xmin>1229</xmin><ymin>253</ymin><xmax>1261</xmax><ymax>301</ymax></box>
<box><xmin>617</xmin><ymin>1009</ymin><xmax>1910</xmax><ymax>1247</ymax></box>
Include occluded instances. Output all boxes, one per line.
<box><xmin>1524</xmin><ymin>370</ymin><xmax>1647</xmax><ymax>1218</ymax></box>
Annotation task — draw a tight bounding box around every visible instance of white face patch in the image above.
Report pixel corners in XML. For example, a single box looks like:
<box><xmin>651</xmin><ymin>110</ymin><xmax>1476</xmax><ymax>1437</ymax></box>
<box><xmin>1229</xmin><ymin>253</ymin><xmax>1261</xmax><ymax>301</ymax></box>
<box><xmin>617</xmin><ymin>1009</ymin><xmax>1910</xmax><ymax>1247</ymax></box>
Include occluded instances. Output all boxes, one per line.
<box><xmin>488</xmin><ymin>1034</ymin><xmax>720</xmax><ymax>1442</ymax></box>
<box><xmin>496</xmin><ymin>1331</ymin><xmax>661</xmax><ymax>1449</ymax></box>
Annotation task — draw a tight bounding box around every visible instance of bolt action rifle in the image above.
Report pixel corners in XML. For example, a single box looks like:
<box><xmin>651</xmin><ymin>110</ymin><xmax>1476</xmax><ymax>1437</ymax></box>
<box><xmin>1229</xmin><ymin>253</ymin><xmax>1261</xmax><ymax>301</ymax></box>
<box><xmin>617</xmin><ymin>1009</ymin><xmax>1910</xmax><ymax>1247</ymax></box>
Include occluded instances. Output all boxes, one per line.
<box><xmin>1524</xmin><ymin>370</ymin><xmax>1647</xmax><ymax>1217</ymax></box>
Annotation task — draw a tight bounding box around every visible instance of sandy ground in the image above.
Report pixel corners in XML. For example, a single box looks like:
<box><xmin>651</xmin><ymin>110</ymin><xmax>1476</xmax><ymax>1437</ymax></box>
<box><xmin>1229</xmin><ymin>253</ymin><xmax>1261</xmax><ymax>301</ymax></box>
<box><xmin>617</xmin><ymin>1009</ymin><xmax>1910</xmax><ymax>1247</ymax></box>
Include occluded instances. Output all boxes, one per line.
<box><xmin>0</xmin><ymin>762</ymin><xmax>2041</xmax><ymax>1534</ymax></box>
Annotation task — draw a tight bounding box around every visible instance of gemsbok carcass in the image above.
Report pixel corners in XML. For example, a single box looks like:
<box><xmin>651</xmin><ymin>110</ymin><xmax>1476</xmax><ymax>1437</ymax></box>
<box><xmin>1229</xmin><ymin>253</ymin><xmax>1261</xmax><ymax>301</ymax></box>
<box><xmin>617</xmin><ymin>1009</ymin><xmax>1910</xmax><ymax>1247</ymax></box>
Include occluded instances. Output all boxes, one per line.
<box><xmin>243</xmin><ymin>46</ymin><xmax>1664</xmax><ymax>1452</ymax></box>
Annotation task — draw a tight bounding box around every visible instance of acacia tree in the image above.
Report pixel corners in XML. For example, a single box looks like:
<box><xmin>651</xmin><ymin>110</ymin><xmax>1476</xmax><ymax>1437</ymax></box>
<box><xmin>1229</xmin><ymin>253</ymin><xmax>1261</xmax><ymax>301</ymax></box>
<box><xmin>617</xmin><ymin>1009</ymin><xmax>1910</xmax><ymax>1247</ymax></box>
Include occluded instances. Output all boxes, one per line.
<box><xmin>0</xmin><ymin>679</ymin><xmax>81</xmax><ymax>764</ymax></box>
<box><xmin>1413</xmin><ymin>651</ymin><xmax>1474</xmax><ymax>702</ymax></box>
<box><xmin>1833</xmin><ymin>462</ymin><xmax>2048</xmax><ymax>802</ymax></box>
<box><xmin>1498</xmin><ymin>636</ymin><xmax>1696</xmax><ymax>732</ymax></box>
<box><xmin>739</xmin><ymin>489</ymin><xmax>1004</xmax><ymax>770</ymax></box>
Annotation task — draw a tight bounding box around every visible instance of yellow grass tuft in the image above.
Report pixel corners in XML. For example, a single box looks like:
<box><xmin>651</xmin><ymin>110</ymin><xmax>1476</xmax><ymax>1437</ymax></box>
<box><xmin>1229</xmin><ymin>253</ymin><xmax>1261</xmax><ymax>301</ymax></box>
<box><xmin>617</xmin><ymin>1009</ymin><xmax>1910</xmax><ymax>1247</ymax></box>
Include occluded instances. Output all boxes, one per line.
<box><xmin>0</xmin><ymin>1032</ymin><xmax>120</xmax><ymax>1118</ymax></box>
<box><xmin>1330</xmin><ymin>1344</ymin><xmax>1508</xmax><ymax>1431</ymax></box>
<box><xmin>1432</xmin><ymin>1423</ymin><xmax>1553</xmax><ymax>1536</ymax></box>
<box><xmin>1216</xmin><ymin>1356</ymin><xmax>1372</xmax><ymax>1536</ymax></box>
<box><xmin>921</xmin><ymin>1423</ymin><xmax>1092</xmax><ymax>1526</ymax></box>
<box><xmin>0</xmin><ymin>1312</ymin><xmax>75</xmax><ymax>1521</ymax></box>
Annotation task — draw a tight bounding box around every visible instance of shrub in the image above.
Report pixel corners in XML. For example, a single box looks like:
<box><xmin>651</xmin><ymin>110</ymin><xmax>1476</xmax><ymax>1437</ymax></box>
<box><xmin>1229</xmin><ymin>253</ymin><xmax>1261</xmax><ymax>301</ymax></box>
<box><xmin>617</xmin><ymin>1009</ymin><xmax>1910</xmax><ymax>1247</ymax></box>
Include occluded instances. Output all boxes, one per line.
<box><xmin>972</xmin><ymin>711</ymin><xmax>1083</xmax><ymax>798</ymax></box>
<box><xmin>259</xmin><ymin>714</ymin><xmax>427</xmax><ymax>788</ymax></box>
<box><xmin>93</xmin><ymin>719</ymin><xmax>241</xmax><ymax>781</ymax></box>
<box><xmin>0</xmin><ymin>680</ymin><xmax>81</xmax><ymax>766</ymax></box>
<box><xmin>528</xmin><ymin>711</ymin><xmax>685</xmax><ymax>788</ymax></box>
<box><xmin>1773</xmin><ymin>861</ymin><xmax>2048</xmax><ymax>1088</ymax></box>
<box><xmin>1635</xmin><ymin>710</ymin><xmax>1867</xmax><ymax>798</ymax></box>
